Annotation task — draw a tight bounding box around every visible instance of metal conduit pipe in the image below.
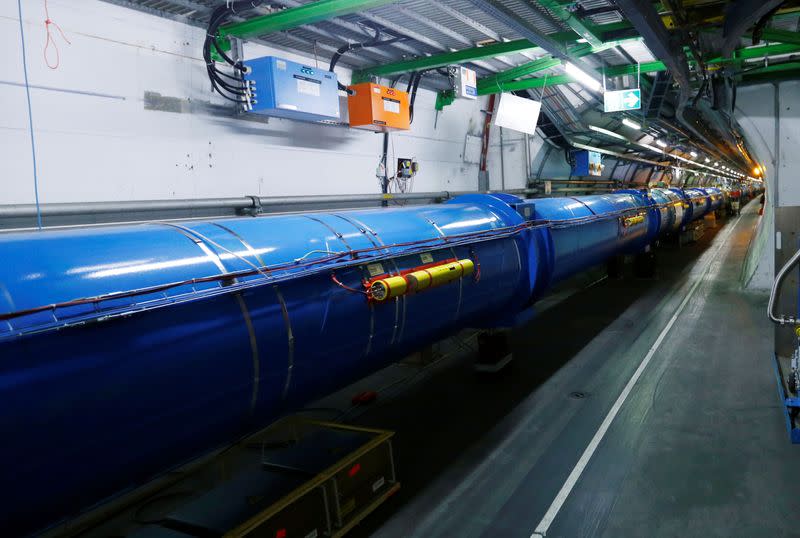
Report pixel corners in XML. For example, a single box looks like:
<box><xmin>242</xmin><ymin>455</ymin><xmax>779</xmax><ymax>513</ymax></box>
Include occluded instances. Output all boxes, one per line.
<box><xmin>0</xmin><ymin>198</ymin><xmax>253</xmax><ymax>218</ymax></box>
<box><xmin>0</xmin><ymin>189</ymin><xmax>538</xmax><ymax>220</ymax></box>
<box><xmin>768</xmin><ymin>247</ymin><xmax>800</xmax><ymax>325</ymax></box>
<box><xmin>536</xmin><ymin>179</ymin><xmax>621</xmax><ymax>184</ymax></box>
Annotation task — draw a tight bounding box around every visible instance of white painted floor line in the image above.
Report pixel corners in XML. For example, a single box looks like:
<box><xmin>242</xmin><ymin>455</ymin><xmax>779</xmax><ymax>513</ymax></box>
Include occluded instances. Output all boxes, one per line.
<box><xmin>530</xmin><ymin>212</ymin><xmax>744</xmax><ymax>538</ymax></box>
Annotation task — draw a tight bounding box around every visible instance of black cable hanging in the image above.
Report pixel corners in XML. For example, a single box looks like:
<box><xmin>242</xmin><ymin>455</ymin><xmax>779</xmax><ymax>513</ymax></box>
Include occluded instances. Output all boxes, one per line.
<box><xmin>204</xmin><ymin>1</ymin><xmax>264</xmax><ymax>102</ymax></box>
<box><xmin>329</xmin><ymin>26</ymin><xmax>405</xmax><ymax>93</ymax></box>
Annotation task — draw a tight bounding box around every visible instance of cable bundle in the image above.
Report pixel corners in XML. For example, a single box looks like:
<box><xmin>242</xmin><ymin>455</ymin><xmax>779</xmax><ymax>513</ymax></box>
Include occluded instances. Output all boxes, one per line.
<box><xmin>203</xmin><ymin>1</ymin><xmax>264</xmax><ymax>104</ymax></box>
<box><xmin>328</xmin><ymin>26</ymin><xmax>404</xmax><ymax>93</ymax></box>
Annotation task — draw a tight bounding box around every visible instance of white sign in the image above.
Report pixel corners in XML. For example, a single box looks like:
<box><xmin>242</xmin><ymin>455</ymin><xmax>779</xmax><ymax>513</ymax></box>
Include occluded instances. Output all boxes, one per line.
<box><xmin>604</xmin><ymin>88</ymin><xmax>641</xmax><ymax>112</ymax></box>
<box><xmin>492</xmin><ymin>93</ymin><xmax>541</xmax><ymax>135</ymax></box>
<box><xmin>451</xmin><ymin>65</ymin><xmax>477</xmax><ymax>100</ymax></box>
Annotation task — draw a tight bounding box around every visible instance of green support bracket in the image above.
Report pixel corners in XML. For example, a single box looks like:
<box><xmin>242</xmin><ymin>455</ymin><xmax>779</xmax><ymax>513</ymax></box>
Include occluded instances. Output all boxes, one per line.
<box><xmin>533</xmin><ymin>0</ymin><xmax>604</xmax><ymax>47</ymax></box>
<box><xmin>435</xmin><ymin>90</ymin><xmax>456</xmax><ymax>111</ymax></box>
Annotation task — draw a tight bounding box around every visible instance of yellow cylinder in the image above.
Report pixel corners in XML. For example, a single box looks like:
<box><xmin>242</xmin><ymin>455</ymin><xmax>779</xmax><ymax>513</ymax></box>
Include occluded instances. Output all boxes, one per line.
<box><xmin>425</xmin><ymin>259</ymin><xmax>475</xmax><ymax>287</ymax></box>
<box><xmin>369</xmin><ymin>259</ymin><xmax>474</xmax><ymax>302</ymax></box>
<box><xmin>406</xmin><ymin>269</ymin><xmax>433</xmax><ymax>292</ymax></box>
<box><xmin>369</xmin><ymin>275</ymin><xmax>407</xmax><ymax>302</ymax></box>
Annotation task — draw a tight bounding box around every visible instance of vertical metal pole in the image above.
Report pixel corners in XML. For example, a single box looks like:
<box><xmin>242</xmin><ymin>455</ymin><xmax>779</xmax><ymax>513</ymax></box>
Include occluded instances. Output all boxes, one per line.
<box><xmin>524</xmin><ymin>133</ymin><xmax>531</xmax><ymax>182</ymax></box>
<box><xmin>479</xmin><ymin>94</ymin><xmax>496</xmax><ymax>191</ymax></box>
<box><xmin>499</xmin><ymin>127</ymin><xmax>506</xmax><ymax>190</ymax></box>
<box><xmin>774</xmin><ymin>82</ymin><xmax>781</xmax><ymax>208</ymax></box>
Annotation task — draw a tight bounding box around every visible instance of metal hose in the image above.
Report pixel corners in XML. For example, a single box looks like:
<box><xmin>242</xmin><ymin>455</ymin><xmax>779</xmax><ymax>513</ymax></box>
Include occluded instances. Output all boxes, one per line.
<box><xmin>768</xmin><ymin>247</ymin><xmax>800</xmax><ymax>325</ymax></box>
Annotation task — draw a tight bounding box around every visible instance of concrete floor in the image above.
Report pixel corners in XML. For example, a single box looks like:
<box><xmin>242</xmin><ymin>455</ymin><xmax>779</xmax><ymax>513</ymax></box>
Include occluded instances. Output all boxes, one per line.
<box><xmin>311</xmin><ymin>201</ymin><xmax>800</xmax><ymax>538</ymax></box>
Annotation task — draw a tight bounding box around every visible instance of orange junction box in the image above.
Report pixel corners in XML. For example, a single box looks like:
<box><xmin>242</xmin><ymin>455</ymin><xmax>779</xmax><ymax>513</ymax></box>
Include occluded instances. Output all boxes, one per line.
<box><xmin>347</xmin><ymin>82</ymin><xmax>410</xmax><ymax>132</ymax></box>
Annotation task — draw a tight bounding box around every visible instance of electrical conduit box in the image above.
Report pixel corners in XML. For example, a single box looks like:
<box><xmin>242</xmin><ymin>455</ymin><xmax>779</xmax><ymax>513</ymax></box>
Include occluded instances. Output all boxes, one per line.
<box><xmin>449</xmin><ymin>65</ymin><xmax>477</xmax><ymax>100</ymax></box>
<box><xmin>571</xmin><ymin>149</ymin><xmax>603</xmax><ymax>176</ymax></box>
<box><xmin>243</xmin><ymin>56</ymin><xmax>340</xmax><ymax>122</ymax></box>
<box><xmin>347</xmin><ymin>82</ymin><xmax>410</xmax><ymax>132</ymax></box>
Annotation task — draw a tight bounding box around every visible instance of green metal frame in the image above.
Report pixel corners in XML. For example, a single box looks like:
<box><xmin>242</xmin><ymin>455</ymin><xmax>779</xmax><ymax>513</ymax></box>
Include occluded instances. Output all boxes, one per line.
<box><xmin>476</xmin><ymin>43</ymin><xmax>800</xmax><ymax>94</ymax></box>
<box><xmin>752</xmin><ymin>28</ymin><xmax>800</xmax><ymax>46</ymax></box>
<box><xmin>202</xmin><ymin>0</ymin><xmax>800</xmax><ymax>98</ymax></box>
<box><xmin>354</xmin><ymin>21</ymin><xmax>634</xmax><ymax>80</ymax></box>
<box><xmin>741</xmin><ymin>61</ymin><xmax>800</xmax><ymax>84</ymax></box>
<box><xmin>533</xmin><ymin>0</ymin><xmax>604</xmax><ymax>47</ymax></box>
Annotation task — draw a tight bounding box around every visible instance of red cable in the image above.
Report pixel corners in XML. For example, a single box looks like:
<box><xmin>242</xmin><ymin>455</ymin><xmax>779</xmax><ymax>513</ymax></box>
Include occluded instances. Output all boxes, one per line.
<box><xmin>43</xmin><ymin>0</ymin><xmax>70</xmax><ymax>70</ymax></box>
<box><xmin>331</xmin><ymin>272</ymin><xmax>367</xmax><ymax>295</ymax></box>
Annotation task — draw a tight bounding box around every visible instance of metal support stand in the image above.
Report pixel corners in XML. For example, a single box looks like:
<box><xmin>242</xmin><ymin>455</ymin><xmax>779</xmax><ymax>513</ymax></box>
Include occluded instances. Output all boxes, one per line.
<box><xmin>634</xmin><ymin>245</ymin><xmax>657</xmax><ymax>279</ymax></box>
<box><xmin>679</xmin><ymin>220</ymin><xmax>705</xmax><ymax>246</ymax></box>
<box><xmin>474</xmin><ymin>329</ymin><xmax>513</xmax><ymax>373</ymax></box>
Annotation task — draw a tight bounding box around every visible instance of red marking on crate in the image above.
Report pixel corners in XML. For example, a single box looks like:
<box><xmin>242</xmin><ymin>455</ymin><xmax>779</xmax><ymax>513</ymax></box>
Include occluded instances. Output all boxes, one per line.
<box><xmin>349</xmin><ymin>463</ymin><xmax>361</xmax><ymax>477</ymax></box>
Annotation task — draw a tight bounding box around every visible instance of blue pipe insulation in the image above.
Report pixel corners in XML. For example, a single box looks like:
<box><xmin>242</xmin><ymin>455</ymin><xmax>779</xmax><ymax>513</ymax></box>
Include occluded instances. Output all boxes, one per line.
<box><xmin>0</xmin><ymin>189</ymin><xmax>716</xmax><ymax>535</ymax></box>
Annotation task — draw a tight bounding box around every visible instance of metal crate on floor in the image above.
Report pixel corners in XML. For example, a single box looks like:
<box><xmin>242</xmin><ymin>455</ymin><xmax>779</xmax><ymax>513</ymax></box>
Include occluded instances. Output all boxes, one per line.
<box><xmin>69</xmin><ymin>419</ymin><xmax>398</xmax><ymax>538</ymax></box>
<box><xmin>256</xmin><ymin>419</ymin><xmax>400</xmax><ymax>537</ymax></box>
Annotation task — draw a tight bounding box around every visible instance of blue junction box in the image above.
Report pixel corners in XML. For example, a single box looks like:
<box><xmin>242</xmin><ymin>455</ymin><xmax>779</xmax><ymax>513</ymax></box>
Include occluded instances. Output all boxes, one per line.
<box><xmin>243</xmin><ymin>56</ymin><xmax>341</xmax><ymax>122</ymax></box>
<box><xmin>571</xmin><ymin>149</ymin><xmax>603</xmax><ymax>177</ymax></box>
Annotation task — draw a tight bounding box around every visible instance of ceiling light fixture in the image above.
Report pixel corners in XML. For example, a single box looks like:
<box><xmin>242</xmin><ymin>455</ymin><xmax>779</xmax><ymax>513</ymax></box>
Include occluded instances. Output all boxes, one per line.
<box><xmin>622</xmin><ymin>118</ymin><xmax>641</xmax><ymax>130</ymax></box>
<box><xmin>588</xmin><ymin>124</ymin><xmax>627</xmax><ymax>140</ymax></box>
<box><xmin>690</xmin><ymin>151</ymin><xmax>698</xmax><ymax>158</ymax></box>
<box><xmin>655</xmin><ymin>139</ymin><xmax>667</xmax><ymax>148</ymax></box>
<box><xmin>564</xmin><ymin>62</ymin><xmax>602</xmax><ymax>91</ymax></box>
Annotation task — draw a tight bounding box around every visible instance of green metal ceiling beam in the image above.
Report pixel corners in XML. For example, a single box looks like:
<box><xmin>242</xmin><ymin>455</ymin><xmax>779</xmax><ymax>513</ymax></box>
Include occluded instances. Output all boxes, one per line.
<box><xmin>746</xmin><ymin>61</ymin><xmax>800</xmax><ymax>75</ymax></box>
<box><xmin>476</xmin><ymin>43</ymin><xmax>800</xmax><ymax>94</ymax></box>
<box><xmin>534</xmin><ymin>0</ymin><xmax>604</xmax><ymax>47</ymax></box>
<box><xmin>740</xmin><ymin>61</ymin><xmax>800</xmax><ymax>84</ymax></box>
<box><xmin>356</xmin><ymin>21</ymin><xmax>635</xmax><ymax>79</ymax></box>
<box><xmin>726</xmin><ymin>42</ymin><xmax>800</xmax><ymax>61</ymax></box>
<box><xmin>218</xmin><ymin>0</ymin><xmax>395</xmax><ymax>40</ymax></box>
<box><xmin>748</xmin><ymin>28</ymin><xmax>800</xmax><ymax>46</ymax></box>
<box><xmin>357</xmin><ymin>33</ymin><xmax>570</xmax><ymax>79</ymax></box>
<box><xmin>477</xmin><ymin>60</ymin><xmax>667</xmax><ymax>93</ymax></box>
<box><xmin>476</xmin><ymin>57</ymin><xmax>563</xmax><ymax>92</ymax></box>
<box><xmin>475</xmin><ymin>39</ymin><xmax>638</xmax><ymax>92</ymax></box>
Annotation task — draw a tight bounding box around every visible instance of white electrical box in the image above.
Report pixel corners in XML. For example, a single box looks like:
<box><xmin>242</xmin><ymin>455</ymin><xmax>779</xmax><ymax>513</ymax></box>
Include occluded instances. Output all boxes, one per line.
<box><xmin>449</xmin><ymin>65</ymin><xmax>478</xmax><ymax>100</ymax></box>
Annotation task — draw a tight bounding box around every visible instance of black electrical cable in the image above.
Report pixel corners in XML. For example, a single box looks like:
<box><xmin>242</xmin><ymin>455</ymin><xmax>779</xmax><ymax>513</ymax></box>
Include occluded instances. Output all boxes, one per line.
<box><xmin>204</xmin><ymin>1</ymin><xmax>264</xmax><ymax>101</ymax></box>
<box><xmin>328</xmin><ymin>27</ymin><xmax>405</xmax><ymax>93</ymax></box>
<box><xmin>409</xmin><ymin>70</ymin><xmax>427</xmax><ymax>125</ymax></box>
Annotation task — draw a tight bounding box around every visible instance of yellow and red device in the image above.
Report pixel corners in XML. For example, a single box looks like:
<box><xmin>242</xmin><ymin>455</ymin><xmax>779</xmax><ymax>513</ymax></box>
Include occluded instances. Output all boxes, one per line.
<box><xmin>367</xmin><ymin>258</ymin><xmax>475</xmax><ymax>303</ymax></box>
<box><xmin>347</xmin><ymin>82</ymin><xmax>410</xmax><ymax>132</ymax></box>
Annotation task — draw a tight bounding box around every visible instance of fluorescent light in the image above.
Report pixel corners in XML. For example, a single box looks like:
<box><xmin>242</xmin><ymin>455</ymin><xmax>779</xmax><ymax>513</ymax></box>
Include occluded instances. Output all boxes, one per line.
<box><xmin>622</xmin><ymin>118</ymin><xmax>641</xmax><ymax>130</ymax></box>
<box><xmin>564</xmin><ymin>62</ymin><xmax>602</xmax><ymax>91</ymax></box>
<box><xmin>588</xmin><ymin>124</ymin><xmax>627</xmax><ymax>140</ymax></box>
<box><xmin>690</xmin><ymin>151</ymin><xmax>698</xmax><ymax>158</ymax></box>
<box><xmin>705</xmin><ymin>157</ymin><xmax>711</xmax><ymax>163</ymax></box>
<box><xmin>655</xmin><ymin>139</ymin><xmax>667</xmax><ymax>148</ymax></box>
